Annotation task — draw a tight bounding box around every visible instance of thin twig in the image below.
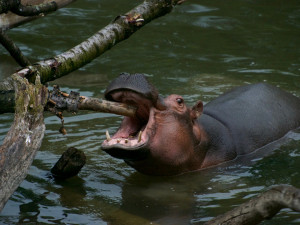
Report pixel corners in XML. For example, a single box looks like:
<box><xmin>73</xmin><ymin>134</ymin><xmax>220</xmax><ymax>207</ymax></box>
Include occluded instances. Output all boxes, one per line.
<box><xmin>0</xmin><ymin>29</ymin><xmax>31</xmax><ymax>67</ymax></box>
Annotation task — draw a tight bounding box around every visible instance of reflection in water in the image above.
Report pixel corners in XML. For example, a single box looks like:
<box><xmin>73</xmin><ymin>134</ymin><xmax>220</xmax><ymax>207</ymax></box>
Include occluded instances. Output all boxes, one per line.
<box><xmin>1</xmin><ymin>0</ymin><xmax>300</xmax><ymax>224</ymax></box>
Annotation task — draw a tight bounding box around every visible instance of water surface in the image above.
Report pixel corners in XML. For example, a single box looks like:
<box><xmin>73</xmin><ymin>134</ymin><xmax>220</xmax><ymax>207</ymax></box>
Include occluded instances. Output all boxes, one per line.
<box><xmin>1</xmin><ymin>0</ymin><xmax>300</xmax><ymax>224</ymax></box>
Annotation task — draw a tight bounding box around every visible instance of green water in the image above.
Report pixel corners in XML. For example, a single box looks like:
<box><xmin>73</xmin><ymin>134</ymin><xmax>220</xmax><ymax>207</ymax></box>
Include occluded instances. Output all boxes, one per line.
<box><xmin>1</xmin><ymin>0</ymin><xmax>300</xmax><ymax>224</ymax></box>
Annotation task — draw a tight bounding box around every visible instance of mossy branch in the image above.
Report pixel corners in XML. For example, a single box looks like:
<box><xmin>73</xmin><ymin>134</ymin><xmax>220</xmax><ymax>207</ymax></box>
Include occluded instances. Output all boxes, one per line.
<box><xmin>13</xmin><ymin>0</ymin><xmax>185</xmax><ymax>84</ymax></box>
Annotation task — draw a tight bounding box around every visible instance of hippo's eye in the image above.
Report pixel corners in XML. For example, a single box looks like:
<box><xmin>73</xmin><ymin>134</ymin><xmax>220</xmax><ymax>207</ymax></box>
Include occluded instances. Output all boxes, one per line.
<box><xmin>176</xmin><ymin>98</ymin><xmax>184</xmax><ymax>105</ymax></box>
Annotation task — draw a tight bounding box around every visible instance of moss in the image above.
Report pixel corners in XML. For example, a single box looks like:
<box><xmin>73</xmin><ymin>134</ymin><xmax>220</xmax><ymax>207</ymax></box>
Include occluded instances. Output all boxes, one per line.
<box><xmin>12</xmin><ymin>74</ymin><xmax>47</xmax><ymax>117</ymax></box>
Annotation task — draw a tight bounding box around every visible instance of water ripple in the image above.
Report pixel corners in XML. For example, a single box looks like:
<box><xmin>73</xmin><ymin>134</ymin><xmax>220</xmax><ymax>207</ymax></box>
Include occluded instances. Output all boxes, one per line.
<box><xmin>192</xmin><ymin>16</ymin><xmax>239</xmax><ymax>30</ymax></box>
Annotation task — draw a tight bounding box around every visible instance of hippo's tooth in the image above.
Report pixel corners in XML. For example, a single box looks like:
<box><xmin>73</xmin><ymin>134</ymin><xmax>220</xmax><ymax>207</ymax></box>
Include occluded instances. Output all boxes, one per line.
<box><xmin>106</xmin><ymin>130</ymin><xmax>111</xmax><ymax>141</ymax></box>
<box><xmin>138</xmin><ymin>131</ymin><xmax>142</xmax><ymax>143</ymax></box>
<box><xmin>125</xmin><ymin>139</ymin><xmax>128</xmax><ymax>144</ymax></box>
<box><xmin>117</xmin><ymin>139</ymin><xmax>120</xmax><ymax>143</ymax></box>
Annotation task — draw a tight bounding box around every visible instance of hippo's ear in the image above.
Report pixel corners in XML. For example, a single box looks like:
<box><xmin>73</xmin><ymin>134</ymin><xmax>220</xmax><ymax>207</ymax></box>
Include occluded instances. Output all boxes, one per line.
<box><xmin>190</xmin><ymin>101</ymin><xmax>203</xmax><ymax>120</ymax></box>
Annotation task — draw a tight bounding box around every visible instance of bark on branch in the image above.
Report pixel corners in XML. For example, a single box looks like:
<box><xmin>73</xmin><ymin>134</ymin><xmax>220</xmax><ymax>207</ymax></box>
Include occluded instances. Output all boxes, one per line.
<box><xmin>0</xmin><ymin>0</ymin><xmax>58</xmax><ymax>16</ymax></box>
<box><xmin>204</xmin><ymin>185</ymin><xmax>300</xmax><ymax>225</ymax></box>
<box><xmin>12</xmin><ymin>1</ymin><xmax>57</xmax><ymax>17</ymax></box>
<box><xmin>47</xmin><ymin>85</ymin><xmax>137</xmax><ymax>117</ymax></box>
<box><xmin>0</xmin><ymin>86</ymin><xmax>137</xmax><ymax>117</ymax></box>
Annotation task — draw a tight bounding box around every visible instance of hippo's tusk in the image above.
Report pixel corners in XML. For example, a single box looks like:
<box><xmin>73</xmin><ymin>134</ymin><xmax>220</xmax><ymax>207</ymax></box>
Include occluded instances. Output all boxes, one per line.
<box><xmin>138</xmin><ymin>131</ymin><xmax>142</xmax><ymax>143</ymax></box>
<box><xmin>106</xmin><ymin>130</ymin><xmax>111</xmax><ymax>141</ymax></box>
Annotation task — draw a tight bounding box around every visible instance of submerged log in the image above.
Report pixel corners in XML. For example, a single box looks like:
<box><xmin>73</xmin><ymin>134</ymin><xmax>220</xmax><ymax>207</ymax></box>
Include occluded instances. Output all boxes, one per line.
<box><xmin>51</xmin><ymin>147</ymin><xmax>86</xmax><ymax>179</ymax></box>
<box><xmin>0</xmin><ymin>74</ymin><xmax>48</xmax><ymax>211</ymax></box>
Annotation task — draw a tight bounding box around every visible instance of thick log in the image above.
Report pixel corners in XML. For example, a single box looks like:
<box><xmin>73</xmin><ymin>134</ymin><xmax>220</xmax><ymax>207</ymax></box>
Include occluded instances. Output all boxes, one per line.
<box><xmin>0</xmin><ymin>74</ymin><xmax>48</xmax><ymax>211</ymax></box>
<box><xmin>204</xmin><ymin>185</ymin><xmax>300</xmax><ymax>225</ymax></box>
<box><xmin>0</xmin><ymin>0</ymin><xmax>76</xmax><ymax>30</ymax></box>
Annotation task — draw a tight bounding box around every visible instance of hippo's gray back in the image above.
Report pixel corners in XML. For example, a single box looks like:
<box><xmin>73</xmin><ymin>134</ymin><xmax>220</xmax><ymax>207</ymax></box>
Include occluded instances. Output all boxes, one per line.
<box><xmin>202</xmin><ymin>83</ymin><xmax>300</xmax><ymax>155</ymax></box>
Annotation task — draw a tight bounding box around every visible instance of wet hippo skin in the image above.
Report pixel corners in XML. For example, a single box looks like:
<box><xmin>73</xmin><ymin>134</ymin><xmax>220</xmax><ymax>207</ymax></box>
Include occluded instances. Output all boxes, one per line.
<box><xmin>101</xmin><ymin>73</ymin><xmax>300</xmax><ymax>175</ymax></box>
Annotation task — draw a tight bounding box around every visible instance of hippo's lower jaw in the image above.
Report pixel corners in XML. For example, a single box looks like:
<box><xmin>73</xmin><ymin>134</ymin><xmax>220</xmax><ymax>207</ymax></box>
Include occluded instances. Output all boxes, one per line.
<box><xmin>101</xmin><ymin>126</ymin><xmax>150</xmax><ymax>161</ymax></box>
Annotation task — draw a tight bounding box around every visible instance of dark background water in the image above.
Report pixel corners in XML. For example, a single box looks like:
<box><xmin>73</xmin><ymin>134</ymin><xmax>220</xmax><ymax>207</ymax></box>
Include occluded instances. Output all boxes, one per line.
<box><xmin>1</xmin><ymin>0</ymin><xmax>300</xmax><ymax>224</ymax></box>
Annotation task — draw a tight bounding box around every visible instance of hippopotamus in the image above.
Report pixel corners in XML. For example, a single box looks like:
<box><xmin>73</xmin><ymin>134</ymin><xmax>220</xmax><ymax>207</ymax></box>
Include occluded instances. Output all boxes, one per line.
<box><xmin>101</xmin><ymin>73</ymin><xmax>300</xmax><ymax>175</ymax></box>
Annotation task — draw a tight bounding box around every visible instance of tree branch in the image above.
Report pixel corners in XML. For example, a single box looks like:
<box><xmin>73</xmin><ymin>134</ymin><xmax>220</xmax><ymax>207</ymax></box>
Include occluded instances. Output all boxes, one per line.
<box><xmin>10</xmin><ymin>0</ymin><xmax>58</xmax><ymax>17</ymax></box>
<box><xmin>0</xmin><ymin>29</ymin><xmax>31</xmax><ymax>67</ymax></box>
<box><xmin>0</xmin><ymin>86</ymin><xmax>137</xmax><ymax>116</ymax></box>
<box><xmin>13</xmin><ymin>0</ymin><xmax>184</xmax><ymax>84</ymax></box>
<box><xmin>46</xmin><ymin>85</ymin><xmax>137</xmax><ymax>117</ymax></box>
<box><xmin>0</xmin><ymin>0</ymin><xmax>76</xmax><ymax>30</ymax></box>
<box><xmin>0</xmin><ymin>0</ymin><xmax>57</xmax><ymax>16</ymax></box>
<box><xmin>204</xmin><ymin>185</ymin><xmax>300</xmax><ymax>225</ymax></box>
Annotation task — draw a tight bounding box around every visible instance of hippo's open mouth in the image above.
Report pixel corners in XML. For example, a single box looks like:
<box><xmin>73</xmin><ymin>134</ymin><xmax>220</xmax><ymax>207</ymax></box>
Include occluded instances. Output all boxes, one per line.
<box><xmin>101</xmin><ymin>73</ymin><xmax>161</xmax><ymax>161</ymax></box>
<box><xmin>101</xmin><ymin>91</ymin><xmax>153</xmax><ymax>160</ymax></box>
